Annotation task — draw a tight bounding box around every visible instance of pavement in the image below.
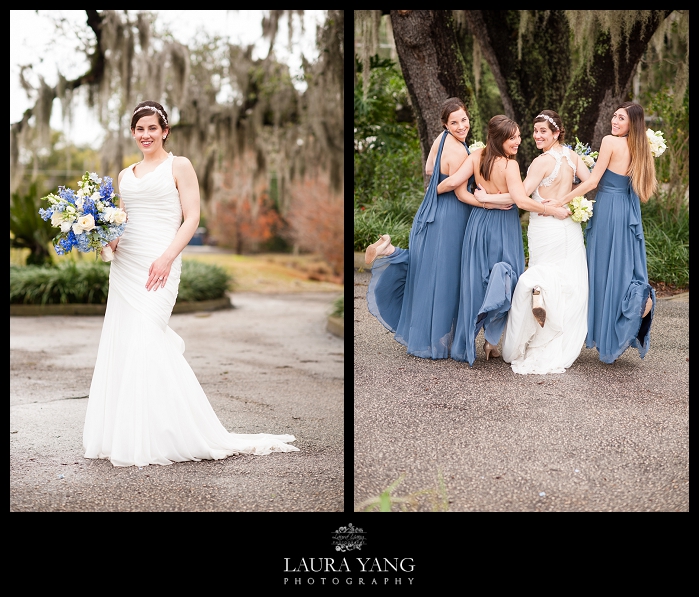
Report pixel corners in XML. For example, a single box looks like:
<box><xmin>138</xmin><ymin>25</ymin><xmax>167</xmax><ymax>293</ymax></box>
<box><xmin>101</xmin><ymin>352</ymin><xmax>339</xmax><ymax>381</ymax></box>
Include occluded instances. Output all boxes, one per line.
<box><xmin>354</xmin><ymin>254</ymin><xmax>688</xmax><ymax>512</ymax></box>
<box><xmin>10</xmin><ymin>291</ymin><xmax>345</xmax><ymax>512</ymax></box>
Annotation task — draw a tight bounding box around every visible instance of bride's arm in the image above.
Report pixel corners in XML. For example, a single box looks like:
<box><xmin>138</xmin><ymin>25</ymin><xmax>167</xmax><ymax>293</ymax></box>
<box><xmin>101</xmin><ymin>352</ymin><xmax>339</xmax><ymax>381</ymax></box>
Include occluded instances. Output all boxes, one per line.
<box><xmin>504</xmin><ymin>161</ymin><xmax>570</xmax><ymax>220</ymax></box>
<box><xmin>146</xmin><ymin>156</ymin><xmax>201</xmax><ymax>291</ymax></box>
<box><xmin>473</xmin><ymin>155</ymin><xmax>547</xmax><ymax>208</ymax></box>
<box><xmin>167</xmin><ymin>157</ymin><xmax>201</xmax><ymax>258</ymax></box>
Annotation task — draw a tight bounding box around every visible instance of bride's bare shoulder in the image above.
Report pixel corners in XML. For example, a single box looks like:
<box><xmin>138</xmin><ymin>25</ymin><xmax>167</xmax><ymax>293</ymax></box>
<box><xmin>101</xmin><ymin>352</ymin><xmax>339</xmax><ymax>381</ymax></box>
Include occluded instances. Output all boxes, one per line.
<box><xmin>172</xmin><ymin>155</ymin><xmax>195</xmax><ymax>174</ymax></box>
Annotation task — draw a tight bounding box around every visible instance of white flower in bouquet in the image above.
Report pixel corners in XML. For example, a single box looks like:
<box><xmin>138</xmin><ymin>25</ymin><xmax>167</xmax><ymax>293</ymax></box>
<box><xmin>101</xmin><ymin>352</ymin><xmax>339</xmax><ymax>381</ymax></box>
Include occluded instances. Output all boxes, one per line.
<box><xmin>646</xmin><ymin>128</ymin><xmax>667</xmax><ymax>158</ymax></box>
<box><xmin>38</xmin><ymin>171</ymin><xmax>126</xmax><ymax>260</ymax></box>
<box><xmin>580</xmin><ymin>154</ymin><xmax>596</xmax><ymax>169</ymax></box>
<box><xmin>469</xmin><ymin>140</ymin><xmax>485</xmax><ymax>152</ymax></box>
<box><xmin>73</xmin><ymin>214</ymin><xmax>97</xmax><ymax>234</ymax></box>
<box><xmin>566</xmin><ymin>195</ymin><xmax>595</xmax><ymax>223</ymax></box>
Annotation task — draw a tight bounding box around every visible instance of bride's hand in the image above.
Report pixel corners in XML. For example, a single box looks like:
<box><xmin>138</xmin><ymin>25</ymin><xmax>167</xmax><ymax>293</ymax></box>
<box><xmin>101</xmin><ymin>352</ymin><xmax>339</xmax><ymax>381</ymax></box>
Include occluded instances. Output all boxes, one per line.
<box><xmin>147</xmin><ymin>256</ymin><xmax>173</xmax><ymax>291</ymax></box>
<box><xmin>541</xmin><ymin>198</ymin><xmax>563</xmax><ymax>209</ymax></box>
<box><xmin>551</xmin><ymin>205</ymin><xmax>571</xmax><ymax>220</ymax></box>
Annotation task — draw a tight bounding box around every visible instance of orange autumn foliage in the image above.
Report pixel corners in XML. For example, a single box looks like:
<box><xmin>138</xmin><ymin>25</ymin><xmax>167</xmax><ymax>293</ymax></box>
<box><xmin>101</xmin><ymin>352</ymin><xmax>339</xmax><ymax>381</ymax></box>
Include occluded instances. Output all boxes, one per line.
<box><xmin>285</xmin><ymin>174</ymin><xmax>344</xmax><ymax>282</ymax></box>
<box><xmin>209</xmin><ymin>154</ymin><xmax>282</xmax><ymax>254</ymax></box>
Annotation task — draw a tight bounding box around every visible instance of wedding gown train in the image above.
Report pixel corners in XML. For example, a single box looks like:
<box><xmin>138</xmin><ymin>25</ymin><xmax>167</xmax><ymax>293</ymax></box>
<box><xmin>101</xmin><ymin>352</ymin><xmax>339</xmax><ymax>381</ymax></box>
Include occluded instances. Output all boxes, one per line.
<box><xmin>83</xmin><ymin>153</ymin><xmax>299</xmax><ymax>467</ymax></box>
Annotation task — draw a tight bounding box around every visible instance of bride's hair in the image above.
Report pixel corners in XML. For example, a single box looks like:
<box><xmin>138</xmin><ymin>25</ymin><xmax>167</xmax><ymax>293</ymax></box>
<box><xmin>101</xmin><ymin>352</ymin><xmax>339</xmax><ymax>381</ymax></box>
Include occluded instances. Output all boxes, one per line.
<box><xmin>617</xmin><ymin>101</ymin><xmax>657</xmax><ymax>203</ymax></box>
<box><xmin>533</xmin><ymin>110</ymin><xmax>566</xmax><ymax>145</ymax></box>
<box><xmin>480</xmin><ymin>115</ymin><xmax>518</xmax><ymax>182</ymax></box>
<box><xmin>130</xmin><ymin>100</ymin><xmax>170</xmax><ymax>143</ymax></box>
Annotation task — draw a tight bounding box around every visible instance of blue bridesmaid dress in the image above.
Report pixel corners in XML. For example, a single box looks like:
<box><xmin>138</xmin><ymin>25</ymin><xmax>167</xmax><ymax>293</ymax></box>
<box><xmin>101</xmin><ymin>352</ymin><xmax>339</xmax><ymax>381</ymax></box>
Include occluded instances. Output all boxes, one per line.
<box><xmin>450</xmin><ymin>194</ymin><xmax>525</xmax><ymax>366</ymax></box>
<box><xmin>366</xmin><ymin>131</ymin><xmax>473</xmax><ymax>359</ymax></box>
<box><xmin>584</xmin><ymin>169</ymin><xmax>655</xmax><ymax>363</ymax></box>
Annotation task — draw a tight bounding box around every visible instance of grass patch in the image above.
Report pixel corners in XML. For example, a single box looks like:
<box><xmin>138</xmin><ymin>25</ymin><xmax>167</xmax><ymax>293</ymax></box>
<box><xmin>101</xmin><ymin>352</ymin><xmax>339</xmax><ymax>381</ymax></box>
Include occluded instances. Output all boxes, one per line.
<box><xmin>10</xmin><ymin>247</ymin><xmax>345</xmax><ymax>296</ymax></box>
<box><xmin>354</xmin><ymin>473</ymin><xmax>450</xmax><ymax>512</ymax></box>
<box><xmin>182</xmin><ymin>251</ymin><xmax>344</xmax><ymax>293</ymax></box>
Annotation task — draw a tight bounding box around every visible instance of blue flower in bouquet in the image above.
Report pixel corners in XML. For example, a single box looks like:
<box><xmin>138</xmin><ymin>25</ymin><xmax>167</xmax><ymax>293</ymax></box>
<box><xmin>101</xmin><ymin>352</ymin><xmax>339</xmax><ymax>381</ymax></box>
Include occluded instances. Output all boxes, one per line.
<box><xmin>568</xmin><ymin>137</ymin><xmax>599</xmax><ymax>170</ymax></box>
<box><xmin>38</xmin><ymin>171</ymin><xmax>126</xmax><ymax>261</ymax></box>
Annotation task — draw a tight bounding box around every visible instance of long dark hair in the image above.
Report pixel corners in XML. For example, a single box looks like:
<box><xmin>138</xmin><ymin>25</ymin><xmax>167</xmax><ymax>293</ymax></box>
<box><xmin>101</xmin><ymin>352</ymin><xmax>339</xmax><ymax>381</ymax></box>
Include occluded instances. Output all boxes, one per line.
<box><xmin>479</xmin><ymin>115</ymin><xmax>518</xmax><ymax>181</ymax></box>
<box><xmin>617</xmin><ymin>101</ymin><xmax>657</xmax><ymax>203</ymax></box>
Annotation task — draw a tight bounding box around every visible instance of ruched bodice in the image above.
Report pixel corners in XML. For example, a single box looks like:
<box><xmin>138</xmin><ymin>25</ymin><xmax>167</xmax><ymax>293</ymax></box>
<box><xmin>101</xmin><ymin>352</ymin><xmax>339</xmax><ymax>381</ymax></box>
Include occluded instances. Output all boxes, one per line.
<box><xmin>119</xmin><ymin>153</ymin><xmax>183</xmax><ymax>255</ymax></box>
<box><xmin>83</xmin><ymin>153</ymin><xmax>298</xmax><ymax>466</ymax></box>
<box><xmin>107</xmin><ymin>153</ymin><xmax>182</xmax><ymax>330</ymax></box>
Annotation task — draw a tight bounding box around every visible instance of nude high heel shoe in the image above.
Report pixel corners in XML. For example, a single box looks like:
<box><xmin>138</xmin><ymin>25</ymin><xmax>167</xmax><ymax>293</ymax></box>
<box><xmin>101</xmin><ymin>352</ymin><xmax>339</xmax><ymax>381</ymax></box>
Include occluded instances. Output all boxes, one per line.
<box><xmin>642</xmin><ymin>296</ymin><xmax>653</xmax><ymax>318</ymax></box>
<box><xmin>365</xmin><ymin>235</ymin><xmax>392</xmax><ymax>265</ymax></box>
<box><xmin>532</xmin><ymin>286</ymin><xmax>546</xmax><ymax>327</ymax></box>
<box><xmin>484</xmin><ymin>340</ymin><xmax>501</xmax><ymax>360</ymax></box>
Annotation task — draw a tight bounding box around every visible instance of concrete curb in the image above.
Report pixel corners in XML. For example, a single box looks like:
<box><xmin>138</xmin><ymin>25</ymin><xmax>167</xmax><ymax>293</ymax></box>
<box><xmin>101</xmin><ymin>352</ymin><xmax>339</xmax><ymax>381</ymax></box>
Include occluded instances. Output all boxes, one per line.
<box><xmin>326</xmin><ymin>315</ymin><xmax>344</xmax><ymax>338</ymax></box>
<box><xmin>9</xmin><ymin>295</ymin><xmax>233</xmax><ymax>317</ymax></box>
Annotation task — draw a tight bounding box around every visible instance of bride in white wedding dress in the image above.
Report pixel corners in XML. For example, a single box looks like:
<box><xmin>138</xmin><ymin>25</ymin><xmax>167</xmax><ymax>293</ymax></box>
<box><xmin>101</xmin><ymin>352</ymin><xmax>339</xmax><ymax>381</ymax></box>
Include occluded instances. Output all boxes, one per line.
<box><xmin>478</xmin><ymin>110</ymin><xmax>592</xmax><ymax>374</ymax></box>
<box><xmin>83</xmin><ymin>100</ymin><xmax>299</xmax><ymax>466</ymax></box>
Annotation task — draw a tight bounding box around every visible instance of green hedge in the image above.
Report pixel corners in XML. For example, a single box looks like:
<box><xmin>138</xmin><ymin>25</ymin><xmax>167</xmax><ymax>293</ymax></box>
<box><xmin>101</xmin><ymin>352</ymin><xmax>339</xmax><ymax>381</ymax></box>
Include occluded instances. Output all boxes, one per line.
<box><xmin>10</xmin><ymin>259</ymin><xmax>232</xmax><ymax>305</ymax></box>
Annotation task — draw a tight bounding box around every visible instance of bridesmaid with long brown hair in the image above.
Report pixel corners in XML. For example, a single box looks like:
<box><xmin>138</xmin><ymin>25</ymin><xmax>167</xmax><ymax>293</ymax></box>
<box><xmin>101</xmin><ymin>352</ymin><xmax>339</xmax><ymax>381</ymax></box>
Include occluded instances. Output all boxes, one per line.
<box><xmin>551</xmin><ymin>101</ymin><xmax>657</xmax><ymax>364</ymax></box>
<box><xmin>438</xmin><ymin>114</ymin><xmax>570</xmax><ymax>366</ymax></box>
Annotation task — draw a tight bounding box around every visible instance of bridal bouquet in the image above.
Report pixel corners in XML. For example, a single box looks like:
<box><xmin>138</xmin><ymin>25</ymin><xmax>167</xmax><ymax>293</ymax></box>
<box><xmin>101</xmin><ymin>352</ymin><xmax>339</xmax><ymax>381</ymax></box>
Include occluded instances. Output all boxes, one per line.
<box><xmin>571</xmin><ymin>137</ymin><xmax>599</xmax><ymax>170</ymax></box>
<box><xmin>646</xmin><ymin>128</ymin><xmax>667</xmax><ymax>158</ymax></box>
<box><xmin>38</xmin><ymin>171</ymin><xmax>126</xmax><ymax>262</ymax></box>
<box><xmin>469</xmin><ymin>140</ymin><xmax>485</xmax><ymax>152</ymax></box>
<box><xmin>566</xmin><ymin>195</ymin><xmax>595</xmax><ymax>223</ymax></box>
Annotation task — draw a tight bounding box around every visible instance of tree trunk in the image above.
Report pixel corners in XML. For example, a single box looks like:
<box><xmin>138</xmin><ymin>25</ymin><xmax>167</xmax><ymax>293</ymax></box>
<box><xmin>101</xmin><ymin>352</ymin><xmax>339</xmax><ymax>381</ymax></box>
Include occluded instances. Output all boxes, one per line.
<box><xmin>561</xmin><ymin>10</ymin><xmax>672</xmax><ymax>152</ymax></box>
<box><xmin>388</xmin><ymin>10</ymin><xmax>673</xmax><ymax>171</ymax></box>
<box><xmin>464</xmin><ymin>10</ymin><xmax>571</xmax><ymax>168</ymax></box>
<box><xmin>389</xmin><ymin>10</ymin><xmax>477</xmax><ymax>188</ymax></box>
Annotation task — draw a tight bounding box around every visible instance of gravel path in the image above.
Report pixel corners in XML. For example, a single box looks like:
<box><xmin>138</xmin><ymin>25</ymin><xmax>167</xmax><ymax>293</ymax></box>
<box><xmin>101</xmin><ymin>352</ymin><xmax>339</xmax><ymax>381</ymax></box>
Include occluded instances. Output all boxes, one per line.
<box><xmin>10</xmin><ymin>291</ymin><xmax>345</xmax><ymax>512</ymax></box>
<box><xmin>354</xmin><ymin>262</ymin><xmax>688</xmax><ymax>512</ymax></box>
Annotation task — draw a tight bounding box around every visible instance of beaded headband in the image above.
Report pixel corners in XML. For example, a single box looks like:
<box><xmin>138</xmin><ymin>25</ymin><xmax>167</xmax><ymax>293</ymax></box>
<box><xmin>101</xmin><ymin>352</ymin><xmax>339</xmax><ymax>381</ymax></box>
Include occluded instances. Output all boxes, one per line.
<box><xmin>133</xmin><ymin>105</ymin><xmax>168</xmax><ymax>125</ymax></box>
<box><xmin>535</xmin><ymin>113</ymin><xmax>559</xmax><ymax>130</ymax></box>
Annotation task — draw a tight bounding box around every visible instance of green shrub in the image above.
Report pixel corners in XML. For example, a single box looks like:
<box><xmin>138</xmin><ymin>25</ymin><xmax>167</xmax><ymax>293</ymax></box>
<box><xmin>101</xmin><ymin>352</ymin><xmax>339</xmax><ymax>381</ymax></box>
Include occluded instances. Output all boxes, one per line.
<box><xmin>642</xmin><ymin>194</ymin><xmax>689</xmax><ymax>287</ymax></box>
<box><xmin>354</xmin><ymin>56</ymin><xmax>424</xmax><ymax>252</ymax></box>
<box><xmin>10</xmin><ymin>259</ymin><xmax>233</xmax><ymax>305</ymax></box>
<box><xmin>10</xmin><ymin>181</ymin><xmax>56</xmax><ymax>266</ymax></box>
<box><xmin>10</xmin><ymin>260</ymin><xmax>109</xmax><ymax>305</ymax></box>
<box><xmin>177</xmin><ymin>259</ymin><xmax>231</xmax><ymax>302</ymax></box>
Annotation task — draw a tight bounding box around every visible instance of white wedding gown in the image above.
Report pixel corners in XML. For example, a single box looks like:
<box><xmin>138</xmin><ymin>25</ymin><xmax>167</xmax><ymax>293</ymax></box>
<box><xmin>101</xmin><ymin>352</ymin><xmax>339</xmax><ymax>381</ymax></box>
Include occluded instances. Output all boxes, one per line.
<box><xmin>83</xmin><ymin>153</ymin><xmax>299</xmax><ymax>466</ymax></box>
<box><xmin>501</xmin><ymin>148</ymin><xmax>588</xmax><ymax>374</ymax></box>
